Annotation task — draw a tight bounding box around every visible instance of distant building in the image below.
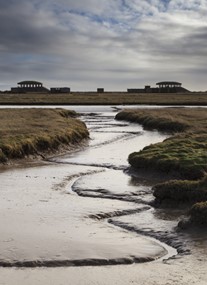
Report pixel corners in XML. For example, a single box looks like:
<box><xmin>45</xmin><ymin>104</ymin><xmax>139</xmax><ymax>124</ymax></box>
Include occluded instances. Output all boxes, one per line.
<box><xmin>156</xmin><ymin>81</ymin><xmax>185</xmax><ymax>93</ymax></box>
<box><xmin>97</xmin><ymin>88</ymin><xmax>104</xmax><ymax>93</ymax></box>
<box><xmin>156</xmin><ymin>81</ymin><xmax>182</xmax><ymax>89</ymax></box>
<box><xmin>50</xmin><ymin>87</ymin><xmax>71</xmax><ymax>93</ymax></box>
<box><xmin>128</xmin><ymin>81</ymin><xmax>189</xmax><ymax>93</ymax></box>
<box><xmin>127</xmin><ymin>85</ymin><xmax>158</xmax><ymax>93</ymax></box>
<box><xmin>11</xmin><ymin>81</ymin><xmax>49</xmax><ymax>93</ymax></box>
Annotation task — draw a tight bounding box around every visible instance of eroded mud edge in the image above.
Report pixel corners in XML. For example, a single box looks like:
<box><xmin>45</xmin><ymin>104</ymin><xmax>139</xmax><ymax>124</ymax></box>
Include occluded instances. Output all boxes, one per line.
<box><xmin>87</xmin><ymin>206</ymin><xmax>184</xmax><ymax>260</ymax></box>
<box><xmin>74</xmin><ymin>187</ymin><xmax>189</xmax><ymax>257</ymax></box>
<box><xmin>108</xmin><ymin>219</ymin><xmax>190</xmax><ymax>256</ymax></box>
<box><xmin>0</xmin><ymin>256</ymin><xmax>155</xmax><ymax>268</ymax></box>
<box><xmin>73</xmin><ymin>171</ymin><xmax>188</xmax><ymax>262</ymax></box>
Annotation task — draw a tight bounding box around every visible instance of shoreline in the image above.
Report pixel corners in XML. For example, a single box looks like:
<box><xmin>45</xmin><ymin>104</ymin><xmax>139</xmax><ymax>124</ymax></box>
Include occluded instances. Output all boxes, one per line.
<box><xmin>0</xmin><ymin>138</ymin><xmax>89</xmax><ymax>171</ymax></box>
<box><xmin>1</xmin><ymin>102</ymin><xmax>207</xmax><ymax>106</ymax></box>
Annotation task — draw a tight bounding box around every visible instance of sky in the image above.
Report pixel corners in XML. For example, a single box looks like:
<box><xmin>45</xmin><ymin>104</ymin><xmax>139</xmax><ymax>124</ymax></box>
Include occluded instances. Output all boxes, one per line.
<box><xmin>0</xmin><ymin>0</ymin><xmax>207</xmax><ymax>91</ymax></box>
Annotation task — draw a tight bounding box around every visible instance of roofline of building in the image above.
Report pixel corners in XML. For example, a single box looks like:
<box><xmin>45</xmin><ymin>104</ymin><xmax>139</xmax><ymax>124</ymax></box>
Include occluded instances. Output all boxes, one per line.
<box><xmin>156</xmin><ymin>81</ymin><xmax>182</xmax><ymax>85</ymax></box>
<box><xmin>18</xmin><ymin>80</ymin><xmax>43</xmax><ymax>85</ymax></box>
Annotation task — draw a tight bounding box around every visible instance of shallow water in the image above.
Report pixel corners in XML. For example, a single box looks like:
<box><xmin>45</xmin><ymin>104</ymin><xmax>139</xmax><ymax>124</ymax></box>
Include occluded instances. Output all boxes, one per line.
<box><xmin>50</xmin><ymin>107</ymin><xmax>207</xmax><ymax>260</ymax></box>
<box><xmin>0</xmin><ymin>105</ymin><xmax>206</xmax><ymax>278</ymax></box>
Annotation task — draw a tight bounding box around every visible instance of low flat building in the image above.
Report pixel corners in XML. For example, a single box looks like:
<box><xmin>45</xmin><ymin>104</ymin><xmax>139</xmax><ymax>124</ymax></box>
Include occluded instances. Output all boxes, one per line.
<box><xmin>128</xmin><ymin>81</ymin><xmax>189</xmax><ymax>93</ymax></box>
<box><xmin>50</xmin><ymin>87</ymin><xmax>70</xmax><ymax>93</ymax></box>
<box><xmin>97</xmin><ymin>88</ymin><xmax>104</xmax><ymax>93</ymax></box>
<box><xmin>127</xmin><ymin>85</ymin><xmax>158</xmax><ymax>93</ymax></box>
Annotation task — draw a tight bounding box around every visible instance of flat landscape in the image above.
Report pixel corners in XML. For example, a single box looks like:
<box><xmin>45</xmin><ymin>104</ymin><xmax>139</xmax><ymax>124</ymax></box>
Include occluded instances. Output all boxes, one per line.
<box><xmin>2</xmin><ymin>0</ymin><xmax>207</xmax><ymax>283</ymax></box>
<box><xmin>0</xmin><ymin>91</ymin><xmax>207</xmax><ymax>105</ymax></box>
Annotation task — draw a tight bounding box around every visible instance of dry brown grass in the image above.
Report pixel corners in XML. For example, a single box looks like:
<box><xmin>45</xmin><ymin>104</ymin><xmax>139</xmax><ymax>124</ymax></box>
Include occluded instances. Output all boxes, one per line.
<box><xmin>0</xmin><ymin>108</ymin><xmax>89</xmax><ymax>162</ymax></box>
<box><xmin>1</xmin><ymin>92</ymin><xmax>207</xmax><ymax>105</ymax></box>
<box><xmin>116</xmin><ymin>108</ymin><xmax>207</xmax><ymax>133</ymax></box>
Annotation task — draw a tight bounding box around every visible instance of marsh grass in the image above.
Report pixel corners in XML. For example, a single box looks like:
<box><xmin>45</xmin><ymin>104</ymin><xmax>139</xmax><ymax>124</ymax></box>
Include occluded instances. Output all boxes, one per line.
<box><xmin>153</xmin><ymin>176</ymin><xmax>207</xmax><ymax>203</ymax></box>
<box><xmin>128</xmin><ymin>133</ymin><xmax>207</xmax><ymax>180</ymax></box>
<box><xmin>1</xmin><ymin>92</ymin><xmax>207</xmax><ymax>105</ymax></box>
<box><xmin>116</xmin><ymin>108</ymin><xmax>207</xmax><ymax>179</ymax></box>
<box><xmin>115</xmin><ymin>109</ymin><xmax>190</xmax><ymax>132</ymax></box>
<box><xmin>116</xmin><ymin>108</ymin><xmax>207</xmax><ymax>212</ymax></box>
<box><xmin>0</xmin><ymin>108</ymin><xmax>89</xmax><ymax>163</ymax></box>
<box><xmin>189</xmin><ymin>201</ymin><xmax>207</xmax><ymax>225</ymax></box>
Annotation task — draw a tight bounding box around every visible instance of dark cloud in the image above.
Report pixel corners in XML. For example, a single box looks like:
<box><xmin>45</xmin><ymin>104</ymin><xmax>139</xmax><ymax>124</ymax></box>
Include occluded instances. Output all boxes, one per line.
<box><xmin>0</xmin><ymin>0</ymin><xmax>67</xmax><ymax>54</ymax></box>
<box><xmin>0</xmin><ymin>0</ymin><xmax>206</xmax><ymax>91</ymax></box>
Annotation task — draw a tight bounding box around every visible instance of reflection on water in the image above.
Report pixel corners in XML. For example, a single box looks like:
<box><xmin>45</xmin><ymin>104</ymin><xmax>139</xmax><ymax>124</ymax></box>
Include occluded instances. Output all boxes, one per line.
<box><xmin>52</xmin><ymin>110</ymin><xmax>177</xmax><ymax>246</ymax></box>
<box><xmin>1</xmin><ymin>105</ymin><xmax>206</xmax><ymax>267</ymax></box>
<box><xmin>53</xmin><ymin>112</ymin><xmax>168</xmax><ymax>170</ymax></box>
<box><xmin>51</xmin><ymin>106</ymin><xmax>207</xmax><ymax>258</ymax></box>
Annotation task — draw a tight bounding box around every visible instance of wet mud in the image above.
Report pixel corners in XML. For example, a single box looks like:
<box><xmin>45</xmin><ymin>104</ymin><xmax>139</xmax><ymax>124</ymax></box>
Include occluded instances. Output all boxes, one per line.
<box><xmin>0</xmin><ymin>106</ymin><xmax>206</xmax><ymax>274</ymax></box>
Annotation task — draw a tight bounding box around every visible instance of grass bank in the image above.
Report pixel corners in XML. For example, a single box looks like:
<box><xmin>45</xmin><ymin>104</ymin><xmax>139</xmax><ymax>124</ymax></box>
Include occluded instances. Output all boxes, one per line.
<box><xmin>116</xmin><ymin>108</ymin><xmax>207</xmax><ymax>180</ymax></box>
<box><xmin>1</xmin><ymin>92</ymin><xmax>207</xmax><ymax>105</ymax></box>
<box><xmin>116</xmin><ymin>108</ymin><xmax>207</xmax><ymax>226</ymax></box>
<box><xmin>115</xmin><ymin>108</ymin><xmax>191</xmax><ymax>132</ymax></box>
<box><xmin>0</xmin><ymin>108</ymin><xmax>89</xmax><ymax>163</ymax></box>
<box><xmin>153</xmin><ymin>176</ymin><xmax>207</xmax><ymax>203</ymax></box>
<box><xmin>189</xmin><ymin>201</ymin><xmax>207</xmax><ymax>225</ymax></box>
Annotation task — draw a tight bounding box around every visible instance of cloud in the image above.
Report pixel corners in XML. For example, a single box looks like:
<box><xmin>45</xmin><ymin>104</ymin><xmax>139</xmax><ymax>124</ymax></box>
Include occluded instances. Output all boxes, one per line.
<box><xmin>0</xmin><ymin>0</ymin><xmax>206</xmax><ymax>91</ymax></box>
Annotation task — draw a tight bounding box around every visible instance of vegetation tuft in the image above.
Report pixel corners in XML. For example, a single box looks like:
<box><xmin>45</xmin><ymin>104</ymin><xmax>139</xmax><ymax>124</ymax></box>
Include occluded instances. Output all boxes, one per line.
<box><xmin>189</xmin><ymin>201</ymin><xmax>207</xmax><ymax>225</ymax></box>
<box><xmin>0</xmin><ymin>108</ymin><xmax>89</xmax><ymax>163</ymax></box>
<box><xmin>153</xmin><ymin>176</ymin><xmax>207</xmax><ymax>203</ymax></box>
<box><xmin>128</xmin><ymin>133</ymin><xmax>207</xmax><ymax>180</ymax></box>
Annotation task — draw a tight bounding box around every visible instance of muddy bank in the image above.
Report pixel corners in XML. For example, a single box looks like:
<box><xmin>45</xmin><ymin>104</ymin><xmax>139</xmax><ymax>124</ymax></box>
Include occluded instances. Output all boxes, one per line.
<box><xmin>1</xmin><ymin>256</ymin><xmax>207</xmax><ymax>285</ymax></box>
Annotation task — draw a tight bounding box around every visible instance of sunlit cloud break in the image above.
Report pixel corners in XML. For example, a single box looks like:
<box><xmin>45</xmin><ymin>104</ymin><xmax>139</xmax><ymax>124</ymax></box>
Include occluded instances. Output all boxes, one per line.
<box><xmin>0</xmin><ymin>0</ymin><xmax>207</xmax><ymax>91</ymax></box>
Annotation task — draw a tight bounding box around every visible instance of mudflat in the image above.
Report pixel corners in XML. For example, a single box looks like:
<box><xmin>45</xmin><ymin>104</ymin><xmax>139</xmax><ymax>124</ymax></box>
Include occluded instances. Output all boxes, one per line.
<box><xmin>0</xmin><ymin>106</ymin><xmax>207</xmax><ymax>285</ymax></box>
<box><xmin>0</xmin><ymin>162</ymin><xmax>206</xmax><ymax>284</ymax></box>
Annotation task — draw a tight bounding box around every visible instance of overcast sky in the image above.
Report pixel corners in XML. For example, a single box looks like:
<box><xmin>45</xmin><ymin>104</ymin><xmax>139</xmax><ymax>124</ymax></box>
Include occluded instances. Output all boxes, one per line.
<box><xmin>0</xmin><ymin>0</ymin><xmax>207</xmax><ymax>91</ymax></box>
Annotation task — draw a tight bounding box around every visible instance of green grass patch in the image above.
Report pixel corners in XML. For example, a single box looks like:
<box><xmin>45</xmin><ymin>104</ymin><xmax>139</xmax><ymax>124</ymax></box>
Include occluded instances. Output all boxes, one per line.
<box><xmin>0</xmin><ymin>108</ymin><xmax>89</xmax><ymax>163</ymax></box>
<box><xmin>116</xmin><ymin>108</ymin><xmax>207</xmax><ymax>180</ymax></box>
<box><xmin>128</xmin><ymin>133</ymin><xmax>207</xmax><ymax>180</ymax></box>
<box><xmin>116</xmin><ymin>108</ymin><xmax>207</xmax><ymax>211</ymax></box>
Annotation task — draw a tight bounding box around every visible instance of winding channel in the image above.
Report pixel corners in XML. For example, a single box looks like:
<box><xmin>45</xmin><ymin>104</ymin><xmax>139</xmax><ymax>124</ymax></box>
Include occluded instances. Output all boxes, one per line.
<box><xmin>0</xmin><ymin>105</ymin><xmax>187</xmax><ymax>267</ymax></box>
